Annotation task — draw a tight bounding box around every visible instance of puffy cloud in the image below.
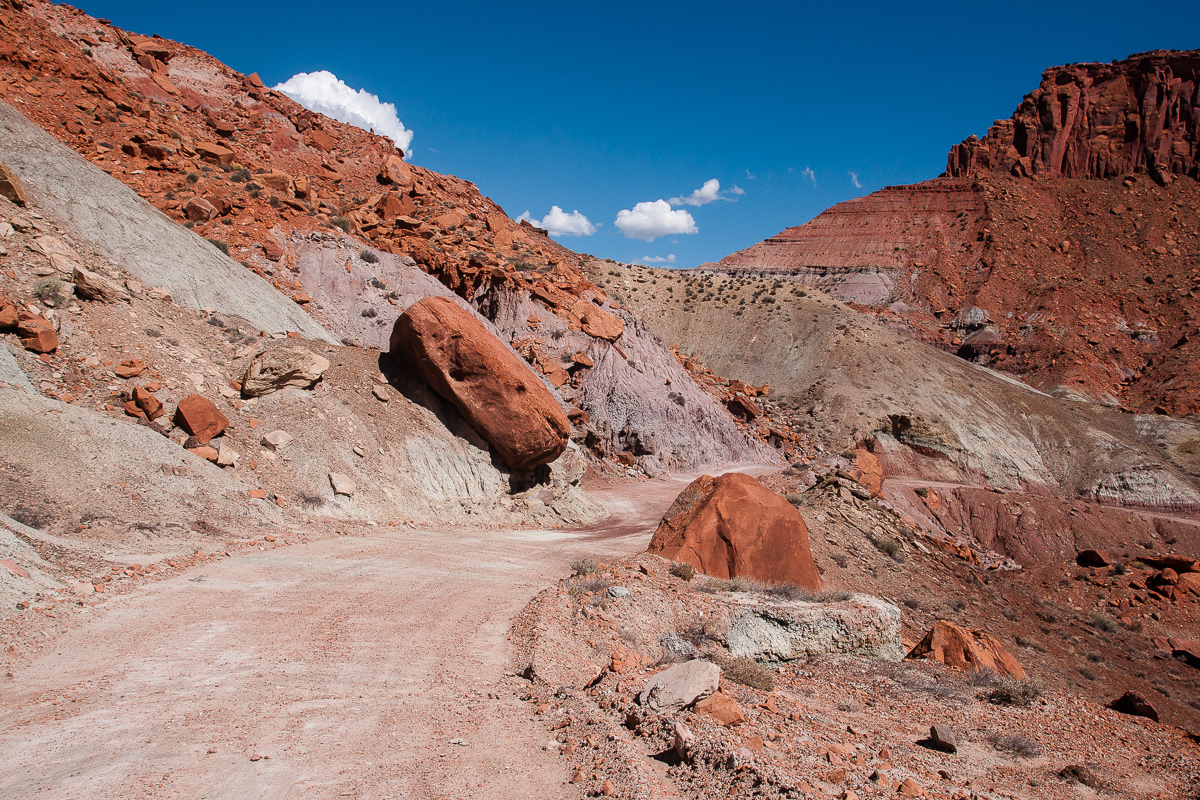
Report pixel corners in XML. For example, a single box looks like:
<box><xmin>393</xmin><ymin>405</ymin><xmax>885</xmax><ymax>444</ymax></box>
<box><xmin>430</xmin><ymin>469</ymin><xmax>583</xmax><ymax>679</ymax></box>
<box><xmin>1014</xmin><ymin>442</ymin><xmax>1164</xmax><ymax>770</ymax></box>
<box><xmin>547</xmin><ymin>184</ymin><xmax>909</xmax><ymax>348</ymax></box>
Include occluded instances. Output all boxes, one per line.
<box><xmin>614</xmin><ymin>200</ymin><xmax>698</xmax><ymax>241</ymax></box>
<box><xmin>849</xmin><ymin>170</ymin><xmax>863</xmax><ymax>189</ymax></box>
<box><xmin>517</xmin><ymin>206</ymin><xmax>598</xmax><ymax>237</ymax></box>
<box><xmin>801</xmin><ymin>166</ymin><xmax>816</xmax><ymax>185</ymax></box>
<box><xmin>669</xmin><ymin>178</ymin><xmax>742</xmax><ymax>206</ymax></box>
<box><xmin>635</xmin><ymin>254</ymin><xmax>676</xmax><ymax>264</ymax></box>
<box><xmin>274</xmin><ymin>70</ymin><xmax>414</xmax><ymax>157</ymax></box>
<box><xmin>670</xmin><ymin>178</ymin><xmax>722</xmax><ymax>206</ymax></box>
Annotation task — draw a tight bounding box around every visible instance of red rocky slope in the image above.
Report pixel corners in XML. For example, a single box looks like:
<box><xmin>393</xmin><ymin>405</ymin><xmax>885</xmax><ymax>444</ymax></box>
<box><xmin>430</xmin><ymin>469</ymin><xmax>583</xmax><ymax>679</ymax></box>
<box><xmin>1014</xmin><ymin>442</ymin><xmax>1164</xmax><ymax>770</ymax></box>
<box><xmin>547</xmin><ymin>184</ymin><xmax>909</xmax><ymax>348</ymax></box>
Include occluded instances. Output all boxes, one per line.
<box><xmin>700</xmin><ymin>49</ymin><xmax>1200</xmax><ymax>415</ymax></box>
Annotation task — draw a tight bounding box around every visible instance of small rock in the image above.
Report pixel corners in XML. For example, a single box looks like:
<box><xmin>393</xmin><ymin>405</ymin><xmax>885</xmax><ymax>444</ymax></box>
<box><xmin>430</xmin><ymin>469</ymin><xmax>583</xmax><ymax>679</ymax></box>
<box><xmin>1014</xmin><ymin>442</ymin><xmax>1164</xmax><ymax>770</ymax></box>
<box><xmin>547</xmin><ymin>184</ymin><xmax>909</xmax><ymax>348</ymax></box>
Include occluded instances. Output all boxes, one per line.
<box><xmin>114</xmin><ymin>359</ymin><xmax>146</xmax><ymax>378</ymax></box>
<box><xmin>898</xmin><ymin>778</ymin><xmax>925</xmax><ymax>798</ymax></box>
<box><xmin>673</xmin><ymin>721</ymin><xmax>694</xmax><ymax>760</ymax></box>
<box><xmin>639</xmin><ymin>659</ymin><xmax>720</xmax><ymax>712</ymax></box>
<box><xmin>261</xmin><ymin>430</ymin><xmax>293</xmax><ymax>451</ymax></box>
<box><xmin>1076</xmin><ymin>549</ymin><xmax>1111</xmax><ymax>568</ymax></box>
<box><xmin>173</xmin><ymin>395</ymin><xmax>229</xmax><ymax>444</ymax></box>
<box><xmin>694</xmin><ymin>691</ymin><xmax>747</xmax><ymax>726</ymax></box>
<box><xmin>70</xmin><ymin>581</ymin><xmax>93</xmax><ymax>597</ymax></box>
<box><xmin>608</xmin><ymin>586</ymin><xmax>630</xmax><ymax>598</ymax></box>
<box><xmin>73</xmin><ymin>265</ymin><xmax>130</xmax><ymax>303</ymax></box>
<box><xmin>0</xmin><ymin>162</ymin><xmax>28</xmax><ymax>206</ymax></box>
<box><xmin>372</xmin><ymin>384</ymin><xmax>390</xmax><ymax>402</ymax></box>
<box><xmin>248</xmin><ymin>489</ymin><xmax>267</xmax><ymax>500</ymax></box>
<box><xmin>241</xmin><ymin>344</ymin><xmax>330</xmax><ymax>397</ymax></box>
<box><xmin>216</xmin><ymin>442</ymin><xmax>239</xmax><ymax>467</ymax></box>
<box><xmin>928</xmin><ymin>724</ymin><xmax>957</xmax><ymax>753</ymax></box>
<box><xmin>1109</xmin><ymin>690</ymin><xmax>1159</xmax><ymax>721</ymax></box>
<box><xmin>601</xmin><ymin>779</ymin><xmax>616</xmax><ymax>796</ymax></box>
<box><xmin>329</xmin><ymin>472</ymin><xmax>356</xmax><ymax>496</ymax></box>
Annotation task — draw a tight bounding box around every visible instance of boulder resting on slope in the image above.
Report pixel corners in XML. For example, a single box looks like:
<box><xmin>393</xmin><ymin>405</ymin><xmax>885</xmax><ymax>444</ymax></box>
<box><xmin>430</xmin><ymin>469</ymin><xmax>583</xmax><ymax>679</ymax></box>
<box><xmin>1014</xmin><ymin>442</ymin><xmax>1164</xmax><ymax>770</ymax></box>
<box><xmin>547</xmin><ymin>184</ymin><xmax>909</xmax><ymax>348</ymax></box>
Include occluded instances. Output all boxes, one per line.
<box><xmin>647</xmin><ymin>472</ymin><xmax>823</xmax><ymax>590</ymax></box>
<box><xmin>390</xmin><ymin>295</ymin><xmax>569</xmax><ymax>471</ymax></box>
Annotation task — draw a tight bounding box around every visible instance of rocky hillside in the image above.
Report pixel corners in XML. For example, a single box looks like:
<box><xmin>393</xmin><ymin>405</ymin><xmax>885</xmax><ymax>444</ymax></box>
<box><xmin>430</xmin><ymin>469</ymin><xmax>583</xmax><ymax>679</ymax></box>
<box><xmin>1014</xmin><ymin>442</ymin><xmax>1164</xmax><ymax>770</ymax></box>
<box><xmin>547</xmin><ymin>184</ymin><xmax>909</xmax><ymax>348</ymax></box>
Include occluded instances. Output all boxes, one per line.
<box><xmin>0</xmin><ymin>0</ymin><xmax>777</xmax><ymax>475</ymax></box>
<box><xmin>699</xmin><ymin>49</ymin><xmax>1200</xmax><ymax>416</ymax></box>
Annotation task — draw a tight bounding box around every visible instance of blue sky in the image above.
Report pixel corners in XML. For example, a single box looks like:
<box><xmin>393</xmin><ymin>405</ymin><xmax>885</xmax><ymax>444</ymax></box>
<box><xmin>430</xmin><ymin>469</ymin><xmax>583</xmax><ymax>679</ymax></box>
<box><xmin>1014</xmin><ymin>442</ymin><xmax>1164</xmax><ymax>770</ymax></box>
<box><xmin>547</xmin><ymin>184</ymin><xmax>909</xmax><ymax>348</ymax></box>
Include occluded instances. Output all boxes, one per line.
<box><xmin>81</xmin><ymin>1</ymin><xmax>1199</xmax><ymax>267</ymax></box>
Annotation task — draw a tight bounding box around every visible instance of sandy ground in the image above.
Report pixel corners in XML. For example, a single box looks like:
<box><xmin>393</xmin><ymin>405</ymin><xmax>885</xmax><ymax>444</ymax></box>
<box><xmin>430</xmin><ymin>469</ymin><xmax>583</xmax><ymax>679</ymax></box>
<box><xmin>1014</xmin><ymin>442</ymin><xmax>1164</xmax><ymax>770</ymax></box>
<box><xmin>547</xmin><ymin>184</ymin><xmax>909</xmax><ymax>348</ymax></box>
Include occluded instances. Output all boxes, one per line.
<box><xmin>0</xmin><ymin>469</ymin><xmax>755</xmax><ymax>800</ymax></box>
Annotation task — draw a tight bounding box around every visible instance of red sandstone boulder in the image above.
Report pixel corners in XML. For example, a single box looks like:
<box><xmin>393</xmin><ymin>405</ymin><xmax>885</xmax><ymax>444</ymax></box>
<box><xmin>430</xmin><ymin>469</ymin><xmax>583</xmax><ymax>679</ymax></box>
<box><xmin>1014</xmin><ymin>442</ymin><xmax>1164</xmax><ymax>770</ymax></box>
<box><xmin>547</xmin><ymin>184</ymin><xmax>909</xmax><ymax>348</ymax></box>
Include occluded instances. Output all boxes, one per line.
<box><xmin>0</xmin><ymin>162</ymin><xmax>29</xmax><ymax>206</ymax></box>
<box><xmin>571</xmin><ymin>300</ymin><xmax>623</xmax><ymax>341</ymax></box>
<box><xmin>1075</xmin><ymin>549</ymin><xmax>1112</xmax><ymax>568</ymax></box>
<box><xmin>849</xmin><ymin>448</ymin><xmax>883</xmax><ymax>497</ymax></box>
<box><xmin>17</xmin><ymin>317</ymin><xmax>57</xmax><ymax>353</ymax></box>
<box><xmin>173</xmin><ymin>394</ymin><xmax>229</xmax><ymax>444</ymax></box>
<box><xmin>1109</xmin><ymin>690</ymin><xmax>1159</xmax><ymax>721</ymax></box>
<box><xmin>390</xmin><ymin>296</ymin><xmax>570</xmax><ymax>471</ymax></box>
<box><xmin>194</xmin><ymin>141</ymin><xmax>235</xmax><ymax>165</ymax></box>
<box><xmin>905</xmin><ymin>620</ymin><xmax>1026</xmax><ymax>679</ymax></box>
<box><xmin>647</xmin><ymin>472</ymin><xmax>824</xmax><ymax>589</ymax></box>
<box><xmin>378</xmin><ymin>154</ymin><xmax>412</xmax><ymax>186</ymax></box>
<box><xmin>184</xmin><ymin>196</ymin><xmax>218</xmax><ymax>222</ymax></box>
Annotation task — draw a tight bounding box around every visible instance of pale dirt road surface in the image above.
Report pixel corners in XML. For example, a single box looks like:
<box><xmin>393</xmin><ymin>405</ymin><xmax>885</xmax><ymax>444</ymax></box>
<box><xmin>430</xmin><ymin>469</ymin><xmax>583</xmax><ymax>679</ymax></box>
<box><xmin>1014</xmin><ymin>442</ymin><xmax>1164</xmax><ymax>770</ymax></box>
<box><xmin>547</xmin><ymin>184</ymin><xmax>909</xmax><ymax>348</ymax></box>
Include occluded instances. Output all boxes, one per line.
<box><xmin>0</xmin><ymin>469</ymin><xmax>757</xmax><ymax>800</ymax></box>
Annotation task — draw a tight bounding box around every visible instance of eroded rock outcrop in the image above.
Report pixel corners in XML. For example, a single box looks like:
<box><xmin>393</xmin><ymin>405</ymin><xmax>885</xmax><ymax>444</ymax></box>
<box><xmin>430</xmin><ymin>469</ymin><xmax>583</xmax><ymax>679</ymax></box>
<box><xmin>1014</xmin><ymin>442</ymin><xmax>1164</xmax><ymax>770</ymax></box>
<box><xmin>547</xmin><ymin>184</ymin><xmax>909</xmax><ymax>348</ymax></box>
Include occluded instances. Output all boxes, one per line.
<box><xmin>724</xmin><ymin>594</ymin><xmax>903</xmax><ymax>662</ymax></box>
<box><xmin>947</xmin><ymin>50</ymin><xmax>1200</xmax><ymax>181</ymax></box>
<box><xmin>391</xmin><ymin>296</ymin><xmax>569</xmax><ymax>471</ymax></box>
<box><xmin>647</xmin><ymin>472</ymin><xmax>823</xmax><ymax>589</ymax></box>
<box><xmin>906</xmin><ymin>620</ymin><xmax>1026</xmax><ymax>678</ymax></box>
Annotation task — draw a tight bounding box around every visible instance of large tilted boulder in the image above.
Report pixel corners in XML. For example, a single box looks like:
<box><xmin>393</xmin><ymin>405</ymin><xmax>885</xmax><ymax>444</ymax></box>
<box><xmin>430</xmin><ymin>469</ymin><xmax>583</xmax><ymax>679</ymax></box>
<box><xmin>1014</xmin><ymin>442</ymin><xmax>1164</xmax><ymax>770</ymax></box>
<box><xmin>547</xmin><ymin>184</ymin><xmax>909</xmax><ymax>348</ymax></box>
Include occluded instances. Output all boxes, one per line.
<box><xmin>637</xmin><ymin>659</ymin><xmax>719</xmax><ymax>711</ymax></box>
<box><xmin>241</xmin><ymin>344</ymin><xmax>330</xmax><ymax>397</ymax></box>
<box><xmin>725</xmin><ymin>594</ymin><xmax>904</xmax><ymax>662</ymax></box>
<box><xmin>647</xmin><ymin>472</ymin><xmax>824</xmax><ymax>590</ymax></box>
<box><xmin>390</xmin><ymin>296</ymin><xmax>570</xmax><ymax>470</ymax></box>
<box><xmin>905</xmin><ymin>620</ymin><xmax>1026</xmax><ymax>678</ymax></box>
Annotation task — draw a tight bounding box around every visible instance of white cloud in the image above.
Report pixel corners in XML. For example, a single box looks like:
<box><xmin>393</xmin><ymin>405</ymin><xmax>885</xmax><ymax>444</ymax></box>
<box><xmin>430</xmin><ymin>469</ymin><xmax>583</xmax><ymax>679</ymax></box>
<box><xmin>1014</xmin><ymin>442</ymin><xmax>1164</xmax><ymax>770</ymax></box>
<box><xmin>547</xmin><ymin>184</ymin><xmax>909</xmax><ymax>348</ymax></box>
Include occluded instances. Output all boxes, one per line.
<box><xmin>614</xmin><ymin>200</ymin><xmax>698</xmax><ymax>241</ymax></box>
<box><xmin>669</xmin><ymin>178</ymin><xmax>742</xmax><ymax>206</ymax></box>
<box><xmin>670</xmin><ymin>178</ymin><xmax>722</xmax><ymax>206</ymax></box>
<box><xmin>801</xmin><ymin>166</ymin><xmax>816</xmax><ymax>185</ymax></box>
<box><xmin>274</xmin><ymin>70</ymin><xmax>414</xmax><ymax>157</ymax></box>
<box><xmin>849</xmin><ymin>170</ymin><xmax>863</xmax><ymax>189</ymax></box>
<box><xmin>635</xmin><ymin>254</ymin><xmax>676</xmax><ymax>264</ymax></box>
<box><xmin>745</xmin><ymin>169</ymin><xmax>756</xmax><ymax>180</ymax></box>
<box><xmin>729</xmin><ymin>185</ymin><xmax>745</xmax><ymax>195</ymax></box>
<box><xmin>517</xmin><ymin>206</ymin><xmax>598</xmax><ymax>237</ymax></box>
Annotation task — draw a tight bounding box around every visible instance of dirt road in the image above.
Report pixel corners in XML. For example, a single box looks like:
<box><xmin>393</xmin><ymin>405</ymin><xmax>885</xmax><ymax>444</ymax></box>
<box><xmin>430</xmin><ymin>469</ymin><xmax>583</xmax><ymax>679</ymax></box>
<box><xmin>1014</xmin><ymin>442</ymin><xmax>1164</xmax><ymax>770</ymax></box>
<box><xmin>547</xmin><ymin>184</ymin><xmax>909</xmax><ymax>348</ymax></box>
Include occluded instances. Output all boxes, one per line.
<box><xmin>0</xmin><ymin>470</ymin><xmax>737</xmax><ymax>800</ymax></box>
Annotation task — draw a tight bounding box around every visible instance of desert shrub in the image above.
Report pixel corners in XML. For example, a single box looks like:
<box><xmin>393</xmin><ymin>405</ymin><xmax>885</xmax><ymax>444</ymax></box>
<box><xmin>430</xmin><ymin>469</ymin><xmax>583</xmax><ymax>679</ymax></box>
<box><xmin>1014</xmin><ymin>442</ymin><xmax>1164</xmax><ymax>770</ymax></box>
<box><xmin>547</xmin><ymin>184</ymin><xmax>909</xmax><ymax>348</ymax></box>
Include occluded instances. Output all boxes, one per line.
<box><xmin>1123</xmin><ymin>619</ymin><xmax>1143</xmax><ymax>633</ymax></box>
<box><xmin>296</xmin><ymin>492</ymin><xmax>325</xmax><ymax>510</ymax></box>
<box><xmin>830</xmin><ymin>552</ymin><xmax>849</xmax><ymax>568</ymax></box>
<box><xmin>579</xmin><ymin>576</ymin><xmax>610</xmax><ymax>594</ymax></box>
<box><xmin>569</xmin><ymin>558</ymin><xmax>600</xmax><ymax>577</ymax></box>
<box><xmin>35</xmin><ymin>278</ymin><xmax>65</xmax><ymax>305</ymax></box>
<box><xmin>331</xmin><ymin>216</ymin><xmax>351</xmax><ymax>232</ymax></box>
<box><xmin>1086</xmin><ymin>651</ymin><xmax>1105</xmax><ymax>664</ymax></box>
<box><xmin>185</xmin><ymin>172</ymin><xmax>198</xmax><ymax>183</ymax></box>
<box><xmin>913</xmin><ymin>486</ymin><xmax>929</xmax><ymax>498</ymax></box>
<box><xmin>268</xmin><ymin>195</ymin><xmax>282</xmax><ymax>208</ymax></box>
<box><xmin>869</xmin><ymin>533</ymin><xmax>903</xmax><ymax>560</ymax></box>
<box><xmin>207</xmin><ymin>238</ymin><xmax>230</xmax><ymax>256</ymax></box>
<box><xmin>1015</xmin><ymin>636</ymin><xmax>1044</xmax><ymax>651</ymax></box>
<box><xmin>247</xmin><ymin>187</ymin><xmax>262</xmax><ymax>199</ymax></box>
<box><xmin>903</xmin><ymin>598</ymin><xmax>921</xmax><ymax>610</ymax></box>
<box><xmin>230</xmin><ymin>168</ymin><xmax>251</xmax><ymax>183</ymax></box>
<box><xmin>988</xmin><ymin>732</ymin><xmax>1041</xmax><ymax>757</ymax></box>
<box><xmin>669</xmin><ymin>562</ymin><xmax>696</xmax><ymax>581</ymax></box>
<box><xmin>361</xmin><ymin>307</ymin><xmax>377</xmax><ymax>318</ymax></box>
<box><xmin>1087</xmin><ymin>613</ymin><xmax>1119</xmax><ymax>633</ymax></box>
<box><xmin>357</xmin><ymin>248</ymin><xmax>380</xmax><ymax>264</ymax></box>
<box><xmin>720</xmin><ymin>656</ymin><xmax>775</xmax><ymax>691</ymax></box>
<box><xmin>985</xmin><ymin>676</ymin><xmax>1042</xmax><ymax>706</ymax></box>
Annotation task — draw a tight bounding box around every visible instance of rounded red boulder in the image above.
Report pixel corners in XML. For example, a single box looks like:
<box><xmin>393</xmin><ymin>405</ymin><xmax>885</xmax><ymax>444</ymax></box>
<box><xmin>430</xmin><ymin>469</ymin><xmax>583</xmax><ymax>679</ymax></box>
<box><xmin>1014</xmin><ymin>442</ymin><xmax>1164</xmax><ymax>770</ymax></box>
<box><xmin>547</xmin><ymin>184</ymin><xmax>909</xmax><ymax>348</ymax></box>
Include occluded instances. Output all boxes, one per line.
<box><xmin>390</xmin><ymin>296</ymin><xmax>570</xmax><ymax>471</ymax></box>
<box><xmin>647</xmin><ymin>472</ymin><xmax>824</xmax><ymax>590</ymax></box>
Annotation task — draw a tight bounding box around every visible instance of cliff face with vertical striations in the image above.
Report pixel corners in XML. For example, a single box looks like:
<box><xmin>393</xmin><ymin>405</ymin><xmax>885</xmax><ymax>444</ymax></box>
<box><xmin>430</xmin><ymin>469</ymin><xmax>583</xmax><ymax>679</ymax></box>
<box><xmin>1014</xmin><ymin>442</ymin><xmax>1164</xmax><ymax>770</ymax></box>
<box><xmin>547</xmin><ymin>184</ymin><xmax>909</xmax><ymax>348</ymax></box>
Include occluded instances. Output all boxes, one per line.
<box><xmin>700</xmin><ymin>50</ymin><xmax>1200</xmax><ymax>416</ymax></box>
<box><xmin>947</xmin><ymin>50</ymin><xmax>1200</xmax><ymax>181</ymax></box>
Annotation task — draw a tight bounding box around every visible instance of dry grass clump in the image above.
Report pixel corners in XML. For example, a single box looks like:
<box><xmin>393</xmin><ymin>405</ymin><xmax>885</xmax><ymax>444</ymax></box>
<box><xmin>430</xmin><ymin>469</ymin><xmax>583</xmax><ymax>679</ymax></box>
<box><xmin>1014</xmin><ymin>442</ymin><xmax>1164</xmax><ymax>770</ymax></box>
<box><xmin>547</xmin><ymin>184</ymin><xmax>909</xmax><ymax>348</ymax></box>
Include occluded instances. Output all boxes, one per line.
<box><xmin>694</xmin><ymin>575</ymin><xmax>852</xmax><ymax>603</ymax></box>
<box><xmin>988</xmin><ymin>731</ymin><xmax>1042</xmax><ymax>757</ymax></box>
<box><xmin>570</xmin><ymin>558</ymin><xmax>597</xmax><ymax>575</ymax></box>
<box><xmin>984</xmin><ymin>676</ymin><xmax>1043</xmax><ymax>706</ymax></box>
<box><xmin>718</xmin><ymin>655</ymin><xmax>775</xmax><ymax>691</ymax></box>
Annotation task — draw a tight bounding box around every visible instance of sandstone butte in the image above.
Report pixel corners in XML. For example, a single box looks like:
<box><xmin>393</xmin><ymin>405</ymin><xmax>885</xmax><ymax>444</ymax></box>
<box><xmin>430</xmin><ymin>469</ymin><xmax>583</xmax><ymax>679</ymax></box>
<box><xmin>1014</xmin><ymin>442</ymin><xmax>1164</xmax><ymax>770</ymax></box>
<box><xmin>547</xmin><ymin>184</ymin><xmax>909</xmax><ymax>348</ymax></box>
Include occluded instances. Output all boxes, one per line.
<box><xmin>905</xmin><ymin>619</ymin><xmax>1027</xmax><ymax>679</ymax></box>
<box><xmin>647</xmin><ymin>472</ymin><xmax>823</xmax><ymax>590</ymax></box>
<box><xmin>699</xmin><ymin>49</ymin><xmax>1200</xmax><ymax>416</ymax></box>
<box><xmin>390</xmin><ymin>296</ymin><xmax>570</xmax><ymax>471</ymax></box>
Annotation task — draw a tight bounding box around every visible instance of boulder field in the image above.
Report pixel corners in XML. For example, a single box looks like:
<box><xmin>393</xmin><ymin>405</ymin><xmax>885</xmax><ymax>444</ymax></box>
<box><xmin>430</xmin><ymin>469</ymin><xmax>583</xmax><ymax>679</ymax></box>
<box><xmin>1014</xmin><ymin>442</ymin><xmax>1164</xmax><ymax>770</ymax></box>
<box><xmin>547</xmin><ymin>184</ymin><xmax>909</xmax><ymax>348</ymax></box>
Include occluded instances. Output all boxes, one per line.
<box><xmin>647</xmin><ymin>472</ymin><xmax>823</xmax><ymax>590</ymax></box>
<box><xmin>390</xmin><ymin>295</ymin><xmax>570</xmax><ymax>471</ymax></box>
